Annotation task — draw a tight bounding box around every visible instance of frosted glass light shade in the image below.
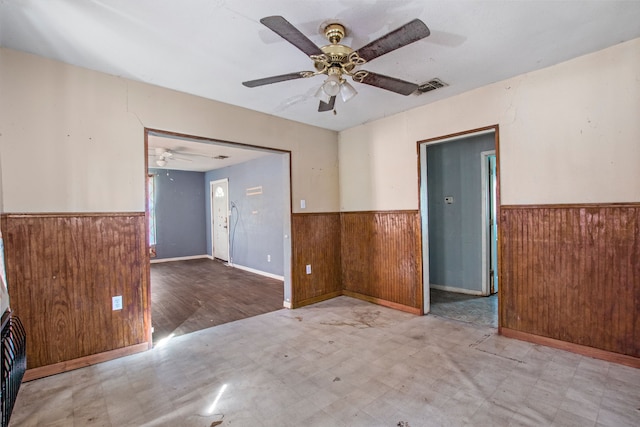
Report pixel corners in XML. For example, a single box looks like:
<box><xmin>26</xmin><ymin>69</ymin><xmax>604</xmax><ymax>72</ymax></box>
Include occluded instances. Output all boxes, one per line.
<box><xmin>314</xmin><ymin>85</ymin><xmax>331</xmax><ymax>103</ymax></box>
<box><xmin>340</xmin><ymin>81</ymin><xmax>357</xmax><ymax>102</ymax></box>
<box><xmin>322</xmin><ymin>74</ymin><xmax>341</xmax><ymax>96</ymax></box>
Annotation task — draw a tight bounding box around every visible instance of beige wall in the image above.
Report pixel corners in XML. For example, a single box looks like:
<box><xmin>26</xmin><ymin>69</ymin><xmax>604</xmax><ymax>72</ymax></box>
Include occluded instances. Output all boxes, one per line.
<box><xmin>3</xmin><ymin>36</ymin><xmax>639</xmax><ymax>214</ymax></box>
<box><xmin>0</xmin><ymin>48</ymin><xmax>339</xmax><ymax>213</ymax></box>
<box><xmin>0</xmin><ymin>106</ymin><xmax>9</xmax><ymax>316</ymax></box>
<box><xmin>339</xmin><ymin>38</ymin><xmax>640</xmax><ymax>210</ymax></box>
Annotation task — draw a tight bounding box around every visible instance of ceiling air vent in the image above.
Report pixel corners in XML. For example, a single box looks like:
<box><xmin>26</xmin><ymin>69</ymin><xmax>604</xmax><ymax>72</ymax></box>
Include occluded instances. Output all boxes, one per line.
<box><xmin>214</xmin><ymin>155</ymin><xmax>229</xmax><ymax>160</ymax></box>
<box><xmin>416</xmin><ymin>78</ymin><xmax>448</xmax><ymax>95</ymax></box>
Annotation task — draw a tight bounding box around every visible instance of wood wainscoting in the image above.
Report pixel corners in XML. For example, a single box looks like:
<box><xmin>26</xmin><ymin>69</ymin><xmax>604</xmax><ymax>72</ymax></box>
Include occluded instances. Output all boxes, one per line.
<box><xmin>341</xmin><ymin>211</ymin><xmax>422</xmax><ymax>314</ymax></box>
<box><xmin>1</xmin><ymin>213</ymin><xmax>151</xmax><ymax>377</ymax></box>
<box><xmin>500</xmin><ymin>204</ymin><xmax>640</xmax><ymax>359</ymax></box>
<box><xmin>291</xmin><ymin>213</ymin><xmax>342</xmax><ymax>307</ymax></box>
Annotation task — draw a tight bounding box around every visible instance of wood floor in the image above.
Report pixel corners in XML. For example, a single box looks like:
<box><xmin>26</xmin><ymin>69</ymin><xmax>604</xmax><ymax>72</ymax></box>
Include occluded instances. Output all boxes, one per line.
<box><xmin>150</xmin><ymin>258</ymin><xmax>284</xmax><ymax>342</ymax></box>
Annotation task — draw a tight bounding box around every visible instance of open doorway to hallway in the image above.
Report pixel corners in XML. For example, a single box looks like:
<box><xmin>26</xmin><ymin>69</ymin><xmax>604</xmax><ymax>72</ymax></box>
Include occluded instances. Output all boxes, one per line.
<box><xmin>419</xmin><ymin>126</ymin><xmax>500</xmax><ymax>328</ymax></box>
<box><xmin>145</xmin><ymin>129</ymin><xmax>292</xmax><ymax>345</ymax></box>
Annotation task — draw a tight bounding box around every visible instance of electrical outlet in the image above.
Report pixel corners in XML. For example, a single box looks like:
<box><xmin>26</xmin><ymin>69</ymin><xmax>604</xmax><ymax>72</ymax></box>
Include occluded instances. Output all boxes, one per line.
<box><xmin>306</xmin><ymin>264</ymin><xmax>311</xmax><ymax>275</ymax></box>
<box><xmin>112</xmin><ymin>295</ymin><xmax>123</xmax><ymax>311</ymax></box>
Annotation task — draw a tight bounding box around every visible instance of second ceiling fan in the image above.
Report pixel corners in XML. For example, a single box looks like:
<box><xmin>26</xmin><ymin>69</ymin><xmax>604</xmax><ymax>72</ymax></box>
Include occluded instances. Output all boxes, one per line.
<box><xmin>242</xmin><ymin>16</ymin><xmax>430</xmax><ymax>112</ymax></box>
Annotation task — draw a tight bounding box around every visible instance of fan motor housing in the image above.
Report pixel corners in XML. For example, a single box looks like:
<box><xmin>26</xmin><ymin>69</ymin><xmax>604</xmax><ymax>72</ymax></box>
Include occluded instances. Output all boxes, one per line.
<box><xmin>314</xmin><ymin>22</ymin><xmax>357</xmax><ymax>72</ymax></box>
<box><xmin>316</xmin><ymin>44</ymin><xmax>355</xmax><ymax>71</ymax></box>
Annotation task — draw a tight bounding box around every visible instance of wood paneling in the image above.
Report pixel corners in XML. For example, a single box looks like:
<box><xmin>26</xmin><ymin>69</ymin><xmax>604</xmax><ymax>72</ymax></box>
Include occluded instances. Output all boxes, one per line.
<box><xmin>291</xmin><ymin>213</ymin><xmax>341</xmax><ymax>306</ymax></box>
<box><xmin>1</xmin><ymin>213</ymin><xmax>151</xmax><ymax>370</ymax></box>
<box><xmin>500</xmin><ymin>204</ymin><xmax>640</xmax><ymax>358</ymax></box>
<box><xmin>341</xmin><ymin>211</ymin><xmax>422</xmax><ymax>312</ymax></box>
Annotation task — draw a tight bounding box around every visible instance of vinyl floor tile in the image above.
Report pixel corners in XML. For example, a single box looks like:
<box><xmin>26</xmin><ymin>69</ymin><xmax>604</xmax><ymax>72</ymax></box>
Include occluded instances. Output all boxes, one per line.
<box><xmin>429</xmin><ymin>289</ymin><xmax>497</xmax><ymax>328</ymax></box>
<box><xmin>9</xmin><ymin>296</ymin><xmax>639</xmax><ymax>427</ymax></box>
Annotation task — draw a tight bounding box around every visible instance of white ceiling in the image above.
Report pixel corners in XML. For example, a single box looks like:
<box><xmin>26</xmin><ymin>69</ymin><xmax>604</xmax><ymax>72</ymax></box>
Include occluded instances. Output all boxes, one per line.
<box><xmin>147</xmin><ymin>132</ymin><xmax>275</xmax><ymax>172</ymax></box>
<box><xmin>1</xmin><ymin>1</ymin><xmax>640</xmax><ymax>134</ymax></box>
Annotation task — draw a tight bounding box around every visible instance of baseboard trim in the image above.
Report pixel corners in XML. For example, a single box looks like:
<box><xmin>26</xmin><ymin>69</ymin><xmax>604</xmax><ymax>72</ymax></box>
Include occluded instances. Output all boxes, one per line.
<box><xmin>150</xmin><ymin>254</ymin><xmax>210</xmax><ymax>264</ymax></box>
<box><xmin>229</xmin><ymin>263</ymin><xmax>284</xmax><ymax>281</ymax></box>
<box><xmin>430</xmin><ymin>284</ymin><xmax>484</xmax><ymax>296</ymax></box>
<box><xmin>292</xmin><ymin>291</ymin><xmax>342</xmax><ymax>309</ymax></box>
<box><xmin>23</xmin><ymin>342</ymin><xmax>150</xmax><ymax>382</ymax></box>
<box><xmin>501</xmin><ymin>328</ymin><xmax>640</xmax><ymax>369</ymax></box>
<box><xmin>282</xmin><ymin>300</ymin><xmax>292</xmax><ymax>309</ymax></box>
<box><xmin>342</xmin><ymin>290</ymin><xmax>422</xmax><ymax>315</ymax></box>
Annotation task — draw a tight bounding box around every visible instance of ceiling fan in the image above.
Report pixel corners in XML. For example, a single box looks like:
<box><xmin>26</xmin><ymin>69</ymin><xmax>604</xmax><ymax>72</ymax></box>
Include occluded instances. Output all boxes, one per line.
<box><xmin>242</xmin><ymin>16</ymin><xmax>430</xmax><ymax>112</ymax></box>
<box><xmin>149</xmin><ymin>148</ymin><xmax>193</xmax><ymax>167</ymax></box>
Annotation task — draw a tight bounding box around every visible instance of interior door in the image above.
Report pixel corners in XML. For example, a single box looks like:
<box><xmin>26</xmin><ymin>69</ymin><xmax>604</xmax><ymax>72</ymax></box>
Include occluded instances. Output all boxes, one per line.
<box><xmin>211</xmin><ymin>179</ymin><xmax>229</xmax><ymax>261</ymax></box>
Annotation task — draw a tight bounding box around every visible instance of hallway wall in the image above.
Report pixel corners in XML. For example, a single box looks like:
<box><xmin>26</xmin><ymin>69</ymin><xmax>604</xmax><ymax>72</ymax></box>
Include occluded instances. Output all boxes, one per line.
<box><xmin>149</xmin><ymin>168</ymin><xmax>207</xmax><ymax>259</ymax></box>
<box><xmin>204</xmin><ymin>154</ymin><xmax>286</xmax><ymax>276</ymax></box>
<box><xmin>426</xmin><ymin>133</ymin><xmax>495</xmax><ymax>293</ymax></box>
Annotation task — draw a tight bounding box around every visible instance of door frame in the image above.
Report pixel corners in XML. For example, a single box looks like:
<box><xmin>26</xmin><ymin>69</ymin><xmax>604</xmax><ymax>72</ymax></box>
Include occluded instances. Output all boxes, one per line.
<box><xmin>480</xmin><ymin>150</ymin><xmax>496</xmax><ymax>296</ymax></box>
<box><xmin>210</xmin><ymin>178</ymin><xmax>230</xmax><ymax>262</ymax></box>
<box><xmin>417</xmin><ymin>125</ymin><xmax>501</xmax><ymax>325</ymax></box>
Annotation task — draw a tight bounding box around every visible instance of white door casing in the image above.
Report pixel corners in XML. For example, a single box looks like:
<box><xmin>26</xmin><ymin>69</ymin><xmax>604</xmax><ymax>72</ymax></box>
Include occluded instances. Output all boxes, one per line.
<box><xmin>489</xmin><ymin>154</ymin><xmax>498</xmax><ymax>293</ymax></box>
<box><xmin>211</xmin><ymin>179</ymin><xmax>229</xmax><ymax>261</ymax></box>
<box><xmin>481</xmin><ymin>150</ymin><xmax>496</xmax><ymax>296</ymax></box>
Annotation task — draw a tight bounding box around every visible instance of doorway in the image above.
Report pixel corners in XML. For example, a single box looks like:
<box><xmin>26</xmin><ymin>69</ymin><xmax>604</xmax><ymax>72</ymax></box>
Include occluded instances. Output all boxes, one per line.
<box><xmin>419</xmin><ymin>126</ymin><xmax>500</xmax><ymax>327</ymax></box>
<box><xmin>210</xmin><ymin>178</ymin><xmax>229</xmax><ymax>261</ymax></box>
<box><xmin>145</xmin><ymin>128</ymin><xmax>292</xmax><ymax>344</ymax></box>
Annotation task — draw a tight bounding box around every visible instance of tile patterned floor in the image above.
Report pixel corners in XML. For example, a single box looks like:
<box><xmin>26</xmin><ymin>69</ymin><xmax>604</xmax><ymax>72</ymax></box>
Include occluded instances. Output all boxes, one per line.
<box><xmin>10</xmin><ymin>296</ymin><xmax>640</xmax><ymax>427</ymax></box>
<box><xmin>429</xmin><ymin>289</ymin><xmax>498</xmax><ymax>328</ymax></box>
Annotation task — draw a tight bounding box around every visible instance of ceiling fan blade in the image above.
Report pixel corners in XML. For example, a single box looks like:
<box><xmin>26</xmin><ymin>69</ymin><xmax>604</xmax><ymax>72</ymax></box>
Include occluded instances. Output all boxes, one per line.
<box><xmin>260</xmin><ymin>16</ymin><xmax>323</xmax><ymax>57</ymax></box>
<box><xmin>242</xmin><ymin>72</ymin><xmax>309</xmax><ymax>88</ymax></box>
<box><xmin>355</xmin><ymin>19</ymin><xmax>430</xmax><ymax>62</ymax></box>
<box><xmin>357</xmin><ymin>72</ymin><xmax>419</xmax><ymax>95</ymax></box>
<box><xmin>318</xmin><ymin>96</ymin><xmax>336</xmax><ymax>112</ymax></box>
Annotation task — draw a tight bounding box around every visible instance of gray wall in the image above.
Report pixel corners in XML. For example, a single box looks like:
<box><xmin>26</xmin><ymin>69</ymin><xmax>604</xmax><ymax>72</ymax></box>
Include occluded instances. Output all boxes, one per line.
<box><xmin>426</xmin><ymin>133</ymin><xmax>495</xmax><ymax>292</ymax></box>
<box><xmin>149</xmin><ymin>168</ymin><xmax>207</xmax><ymax>259</ymax></box>
<box><xmin>204</xmin><ymin>154</ymin><xmax>286</xmax><ymax>276</ymax></box>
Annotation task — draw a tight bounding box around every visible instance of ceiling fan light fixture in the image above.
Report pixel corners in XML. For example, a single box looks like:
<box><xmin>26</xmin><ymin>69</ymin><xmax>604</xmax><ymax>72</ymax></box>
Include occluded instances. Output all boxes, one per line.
<box><xmin>314</xmin><ymin>85</ymin><xmax>331</xmax><ymax>104</ymax></box>
<box><xmin>340</xmin><ymin>81</ymin><xmax>357</xmax><ymax>103</ymax></box>
<box><xmin>243</xmin><ymin>16</ymin><xmax>431</xmax><ymax>112</ymax></box>
<box><xmin>322</xmin><ymin>74</ymin><xmax>341</xmax><ymax>96</ymax></box>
